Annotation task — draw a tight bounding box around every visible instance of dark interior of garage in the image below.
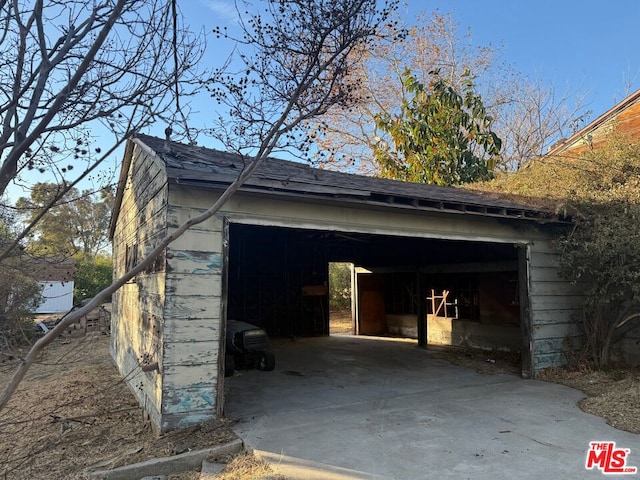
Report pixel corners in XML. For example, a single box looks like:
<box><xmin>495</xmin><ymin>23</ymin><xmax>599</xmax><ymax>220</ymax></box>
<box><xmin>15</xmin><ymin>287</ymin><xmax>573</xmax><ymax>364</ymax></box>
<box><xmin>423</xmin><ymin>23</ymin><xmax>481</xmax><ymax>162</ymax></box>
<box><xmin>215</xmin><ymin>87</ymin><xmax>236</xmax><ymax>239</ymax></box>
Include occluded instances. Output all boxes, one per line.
<box><xmin>227</xmin><ymin>223</ymin><xmax>523</xmax><ymax>354</ymax></box>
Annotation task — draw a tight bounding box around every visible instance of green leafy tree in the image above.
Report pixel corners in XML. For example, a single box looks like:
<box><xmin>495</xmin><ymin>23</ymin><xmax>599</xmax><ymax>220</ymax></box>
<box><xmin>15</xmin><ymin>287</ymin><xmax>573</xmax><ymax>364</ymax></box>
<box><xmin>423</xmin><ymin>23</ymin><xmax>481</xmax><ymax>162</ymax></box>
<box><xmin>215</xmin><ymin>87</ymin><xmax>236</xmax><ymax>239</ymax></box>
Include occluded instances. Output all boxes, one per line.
<box><xmin>0</xmin><ymin>212</ymin><xmax>42</xmax><ymax>349</ymax></box>
<box><xmin>0</xmin><ymin>264</ymin><xmax>42</xmax><ymax>349</ymax></box>
<box><xmin>329</xmin><ymin>263</ymin><xmax>352</xmax><ymax>310</ymax></box>
<box><xmin>557</xmin><ymin>201</ymin><xmax>640</xmax><ymax>367</ymax></box>
<box><xmin>374</xmin><ymin>70</ymin><xmax>501</xmax><ymax>185</ymax></box>
<box><xmin>313</xmin><ymin>11</ymin><xmax>587</xmax><ymax>174</ymax></box>
<box><xmin>16</xmin><ymin>183</ymin><xmax>113</xmax><ymax>258</ymax></box>
<box><xmin>74</xmin><ymin>254</ymin><xmax>113</xmax><ymax>304</ymax></box>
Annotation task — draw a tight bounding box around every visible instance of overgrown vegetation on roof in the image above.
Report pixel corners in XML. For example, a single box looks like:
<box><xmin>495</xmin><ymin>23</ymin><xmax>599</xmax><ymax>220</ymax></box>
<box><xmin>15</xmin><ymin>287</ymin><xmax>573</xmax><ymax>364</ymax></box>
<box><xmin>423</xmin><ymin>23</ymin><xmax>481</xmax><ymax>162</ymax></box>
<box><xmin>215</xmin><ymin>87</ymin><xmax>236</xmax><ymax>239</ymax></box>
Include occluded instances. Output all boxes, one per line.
<box><xmin>474</xmin><ymin>132</ymin><xmax>640</xmax><ymax>367</ymax></box>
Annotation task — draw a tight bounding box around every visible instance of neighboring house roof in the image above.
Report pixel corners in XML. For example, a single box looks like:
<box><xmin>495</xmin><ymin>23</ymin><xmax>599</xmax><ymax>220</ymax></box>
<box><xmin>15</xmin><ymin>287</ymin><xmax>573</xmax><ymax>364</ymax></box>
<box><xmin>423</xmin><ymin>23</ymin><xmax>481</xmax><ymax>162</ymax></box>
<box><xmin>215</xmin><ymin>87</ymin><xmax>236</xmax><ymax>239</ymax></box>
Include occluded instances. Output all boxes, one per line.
<box><xmin>27</xmin><ymin>257</ymin><xmax>75</xmax><ymax>283</ymax></box>
<box><xmin>110</xmin><ymin>134</ymin><xmax>570</xmax><ymax>236</ymax></box>
<box><xmin>546</xmin><ymin>89</ymin><xmax>640</xmax><ymax>157</ymax></box>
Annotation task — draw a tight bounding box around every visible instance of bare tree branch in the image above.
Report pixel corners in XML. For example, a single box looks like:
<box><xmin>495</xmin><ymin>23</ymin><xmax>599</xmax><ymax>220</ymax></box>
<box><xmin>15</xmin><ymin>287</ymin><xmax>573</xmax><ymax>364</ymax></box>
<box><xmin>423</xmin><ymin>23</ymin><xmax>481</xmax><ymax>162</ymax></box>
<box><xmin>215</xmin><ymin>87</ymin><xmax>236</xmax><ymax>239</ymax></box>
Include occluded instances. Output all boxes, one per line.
<box><xmin>0</xmin><ymin>0</ymin><xmax>204</xmax><ymax>268</ymax></box>
<box><xmin>0</xmin><ymin>0</ymin><xmax>204</xmax><ymax>197</ymax></box>
<box><xmin>0</xmin><ymin>0</ymin><xmax>398</xmax><ymax>415</ymax></box>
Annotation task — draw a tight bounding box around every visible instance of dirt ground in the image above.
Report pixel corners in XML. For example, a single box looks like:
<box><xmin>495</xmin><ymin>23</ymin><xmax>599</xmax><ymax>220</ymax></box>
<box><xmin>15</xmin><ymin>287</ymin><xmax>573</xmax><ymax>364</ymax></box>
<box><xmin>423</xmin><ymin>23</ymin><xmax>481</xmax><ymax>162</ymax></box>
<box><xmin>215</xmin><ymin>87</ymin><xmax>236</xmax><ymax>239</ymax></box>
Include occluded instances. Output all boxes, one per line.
<box><xmin>0</xmin><ymin>334</ymin><xmax>237</xmax><ymax>480</ymax></box>
<box><xmin>329</xmin><ymin>310</ymin><xmax>353</xmax><ymax>334</ymax></box>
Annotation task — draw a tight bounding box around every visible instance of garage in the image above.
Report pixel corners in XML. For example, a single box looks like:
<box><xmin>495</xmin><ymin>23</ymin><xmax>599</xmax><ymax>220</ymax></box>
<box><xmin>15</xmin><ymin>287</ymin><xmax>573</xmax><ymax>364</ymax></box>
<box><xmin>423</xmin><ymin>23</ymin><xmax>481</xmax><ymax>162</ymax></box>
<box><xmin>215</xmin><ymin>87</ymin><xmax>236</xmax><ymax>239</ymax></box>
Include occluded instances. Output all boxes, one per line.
<box><xmin>110</xmin><ymin>134</ymin><xmax>582</xmax><ymax>432</ymax></box>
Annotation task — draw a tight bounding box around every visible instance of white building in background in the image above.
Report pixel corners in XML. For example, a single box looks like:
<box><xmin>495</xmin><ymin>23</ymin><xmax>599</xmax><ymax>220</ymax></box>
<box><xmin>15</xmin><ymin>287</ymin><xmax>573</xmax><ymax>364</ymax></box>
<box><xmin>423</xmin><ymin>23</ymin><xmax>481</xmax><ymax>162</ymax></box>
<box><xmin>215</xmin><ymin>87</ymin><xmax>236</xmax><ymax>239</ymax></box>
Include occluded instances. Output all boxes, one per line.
<box><xmin>37</xmin><ymin>280</ymin><xmax>74</xmax><ymax>313</ymax></box>
<box><xmin>30</xmin><ymin>258</ymin><xmax>75</xmax><ymax>314</ymax></box>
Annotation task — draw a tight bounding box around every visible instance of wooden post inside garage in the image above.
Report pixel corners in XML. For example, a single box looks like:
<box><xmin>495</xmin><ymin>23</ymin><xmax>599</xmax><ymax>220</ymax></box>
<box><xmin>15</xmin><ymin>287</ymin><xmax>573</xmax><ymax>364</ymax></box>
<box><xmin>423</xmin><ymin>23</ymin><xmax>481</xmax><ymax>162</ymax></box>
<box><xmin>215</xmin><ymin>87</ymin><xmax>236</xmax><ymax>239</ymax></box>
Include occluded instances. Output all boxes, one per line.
<box><xmin>416</xmin><ymin>270</ymin><xmax>427</xmax><ymax>347</ymax></box>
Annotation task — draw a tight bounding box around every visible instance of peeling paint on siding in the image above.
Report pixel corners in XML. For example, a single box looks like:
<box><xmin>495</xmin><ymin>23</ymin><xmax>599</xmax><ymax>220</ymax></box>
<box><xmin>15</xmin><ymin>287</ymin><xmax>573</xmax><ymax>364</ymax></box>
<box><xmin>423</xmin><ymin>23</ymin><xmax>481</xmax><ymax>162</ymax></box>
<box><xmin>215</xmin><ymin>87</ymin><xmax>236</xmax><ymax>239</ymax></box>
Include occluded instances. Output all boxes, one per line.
<box><xmin>111</xmin><ymin>146</ymin><xmax>168</xmax><ymax>433</ymax></box>
<box><xmin>529</xmin><ymin>241</ymin><xmax>586</xmax><ymax>372</ymax></box>
<box><xmin>163</xmin><ymin>363</ymin><xmax>219</xmax><ymax>389</ymax></box>
<box><xmin>164</xmin><ymin>295</ymin><xmax>220</xmax><ymax>319</ymax></box>
<box><xmin>163</xmin><ymin>341</ymin><xmax>219</xmax><ymax>366</ymax></box>
<box><xmin>169</xmin><ymin>229</ymin><xmax>222</xmax><ymax>252</ymax></box>
<box><xmin>163</xmin><ymin>387</ymin><xmax>217</xmax><ymax>414</ymax></box>
<box><xmin>166</xmin><ymin>250</ymin><xmax>222</xmax><ymax>274</ymax></box>
<box><xmin>163</xmin><ymin>318</ymin><xmax>220</xmax><ymax>342</ymax></box>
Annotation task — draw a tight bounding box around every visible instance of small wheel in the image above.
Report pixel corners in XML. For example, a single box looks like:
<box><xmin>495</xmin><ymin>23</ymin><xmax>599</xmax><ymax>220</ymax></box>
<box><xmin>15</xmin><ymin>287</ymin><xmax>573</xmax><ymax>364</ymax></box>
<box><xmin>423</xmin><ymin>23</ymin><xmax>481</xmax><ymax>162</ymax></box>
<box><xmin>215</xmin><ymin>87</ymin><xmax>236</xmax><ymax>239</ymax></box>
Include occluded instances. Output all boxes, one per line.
<box><xmin>257</xmin><ymin>351</ymin><xmax>275</xmax><ymax>371</ymax></box>
<box><xmin>224</xmin><ymin>354</ymin><xmax>235</xmax><ymax>377</ymax></box>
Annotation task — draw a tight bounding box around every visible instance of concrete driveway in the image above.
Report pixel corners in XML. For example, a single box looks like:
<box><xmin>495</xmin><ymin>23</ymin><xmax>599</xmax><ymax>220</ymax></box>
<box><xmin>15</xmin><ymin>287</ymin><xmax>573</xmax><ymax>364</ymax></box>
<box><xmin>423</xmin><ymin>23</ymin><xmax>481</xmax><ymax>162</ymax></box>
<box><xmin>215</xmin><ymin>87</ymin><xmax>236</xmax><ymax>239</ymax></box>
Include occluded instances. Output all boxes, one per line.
<box><xmin>225</xmin><ymin>335</ymin><xmax>639</xmax><ymax>479</ymax></box>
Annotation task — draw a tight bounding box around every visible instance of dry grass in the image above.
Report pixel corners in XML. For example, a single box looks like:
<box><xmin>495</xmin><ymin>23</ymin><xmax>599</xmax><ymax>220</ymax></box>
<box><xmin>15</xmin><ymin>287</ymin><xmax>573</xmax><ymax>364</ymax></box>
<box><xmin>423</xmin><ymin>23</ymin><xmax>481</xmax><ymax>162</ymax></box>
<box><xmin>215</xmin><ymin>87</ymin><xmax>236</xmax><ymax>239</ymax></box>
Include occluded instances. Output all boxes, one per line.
<box><xmin>216</xmin><ymin>452</ymin><xmax>284</xmax><ymax>480</ymax></box>
<box><xmin>432</xmin><ymin>346</ymin><xmax>522</xmax><ymax>375</ymax></box>
<box><xmin>0</xmin><ymin>334</ymin><xmax>236</xmax><ymax>480</ymax></box>
<box><xmin>537</xmin><ymin>365</ymin><xmax>640</xmax><ymax>434</ymax></box>
<box><xmin>168</xmin><ymin>470</ymin><xmax>202</xmax><ymax>480</ymax></box>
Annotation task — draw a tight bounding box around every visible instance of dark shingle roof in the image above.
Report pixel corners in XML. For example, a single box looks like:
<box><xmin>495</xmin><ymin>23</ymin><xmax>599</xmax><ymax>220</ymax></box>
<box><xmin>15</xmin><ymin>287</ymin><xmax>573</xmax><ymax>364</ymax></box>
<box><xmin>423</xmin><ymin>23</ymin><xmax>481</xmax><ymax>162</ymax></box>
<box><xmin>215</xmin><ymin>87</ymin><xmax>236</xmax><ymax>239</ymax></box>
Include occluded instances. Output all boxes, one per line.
<box><xmin>134</xmin><ymin>134</ymin><xmax>568</xmax><ymax>223</ymax></box>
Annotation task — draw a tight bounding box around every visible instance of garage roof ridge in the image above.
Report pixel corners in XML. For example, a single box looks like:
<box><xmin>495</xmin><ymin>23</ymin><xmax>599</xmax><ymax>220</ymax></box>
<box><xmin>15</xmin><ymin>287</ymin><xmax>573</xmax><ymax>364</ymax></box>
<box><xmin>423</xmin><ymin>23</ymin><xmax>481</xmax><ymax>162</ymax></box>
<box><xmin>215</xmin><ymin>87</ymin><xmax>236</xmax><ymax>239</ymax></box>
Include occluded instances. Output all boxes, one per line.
<box><xmin>131</xmin><ymin>134</ymin><xmax>570</xmax><ymax>224</ymax></box>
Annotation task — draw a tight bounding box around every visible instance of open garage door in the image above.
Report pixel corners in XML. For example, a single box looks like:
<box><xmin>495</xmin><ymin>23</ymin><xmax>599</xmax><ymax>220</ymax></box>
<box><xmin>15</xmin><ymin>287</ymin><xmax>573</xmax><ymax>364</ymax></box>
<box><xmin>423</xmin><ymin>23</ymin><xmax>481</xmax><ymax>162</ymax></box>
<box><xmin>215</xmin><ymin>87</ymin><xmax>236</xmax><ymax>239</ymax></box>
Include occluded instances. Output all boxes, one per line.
<box><xmin>226</xmin><ymin>223</ymin><xmax>531</xmax><ymax>374</ymax></box>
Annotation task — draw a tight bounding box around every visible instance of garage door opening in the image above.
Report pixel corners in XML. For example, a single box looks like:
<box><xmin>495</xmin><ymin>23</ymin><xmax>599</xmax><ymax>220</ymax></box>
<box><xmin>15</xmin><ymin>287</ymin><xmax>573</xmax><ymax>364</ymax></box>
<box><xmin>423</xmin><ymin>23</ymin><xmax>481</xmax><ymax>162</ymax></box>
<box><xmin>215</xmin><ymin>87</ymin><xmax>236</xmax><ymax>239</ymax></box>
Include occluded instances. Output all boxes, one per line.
<box><xmin>329</xmin><ymin>262</ymin><xmax>354</xmax><ymax>335</ymax></box>
<box><xmin>226</xmin><ymin>223</ymin><xmax>526</xmax><ymax>372</ymax></box>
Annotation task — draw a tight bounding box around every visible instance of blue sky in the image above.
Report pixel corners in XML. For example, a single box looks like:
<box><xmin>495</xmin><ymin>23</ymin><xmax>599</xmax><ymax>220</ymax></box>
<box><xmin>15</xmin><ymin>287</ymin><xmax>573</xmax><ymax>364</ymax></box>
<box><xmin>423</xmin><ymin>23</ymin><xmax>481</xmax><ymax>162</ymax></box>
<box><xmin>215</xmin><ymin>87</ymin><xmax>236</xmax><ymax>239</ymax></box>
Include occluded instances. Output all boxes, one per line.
<box><xmin>414</xmin><ymin>1</ymin><xmax>640</xmax><ymax>115</ymax></box>
<box><xmin>191</xmin><ymin>0</ymin><xmax>640</xmax><ymax>119</ymax></box>
<box><xmin>7</xmin><ymin>1</ymin><xmax>640</xmax><ymax>202</ymax></box>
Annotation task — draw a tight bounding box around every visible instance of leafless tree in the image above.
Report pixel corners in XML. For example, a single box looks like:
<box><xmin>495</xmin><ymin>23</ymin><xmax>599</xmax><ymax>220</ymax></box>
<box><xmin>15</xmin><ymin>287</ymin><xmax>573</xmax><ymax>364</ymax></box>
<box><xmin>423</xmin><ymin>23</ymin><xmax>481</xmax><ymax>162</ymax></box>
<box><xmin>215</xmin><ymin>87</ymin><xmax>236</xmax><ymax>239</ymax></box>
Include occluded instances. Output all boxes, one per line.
<box><xmin>487</xmin><ymin>77</ymin><xmax>590</xmax><ymax>171</ymax></box>
<box><xmin>312</xmin><ymin>10</ymin><xmax>588</xmax><ymax>174</ymax></box>
<box><xmin>0</xmin><ymin>0</ymin><xmax>203</xmax><ymax>261</ymax></box>
<box><xmin>0</xmin><ymin>0</ymin><xmax>399</xmax><ymax>413</ymax></box>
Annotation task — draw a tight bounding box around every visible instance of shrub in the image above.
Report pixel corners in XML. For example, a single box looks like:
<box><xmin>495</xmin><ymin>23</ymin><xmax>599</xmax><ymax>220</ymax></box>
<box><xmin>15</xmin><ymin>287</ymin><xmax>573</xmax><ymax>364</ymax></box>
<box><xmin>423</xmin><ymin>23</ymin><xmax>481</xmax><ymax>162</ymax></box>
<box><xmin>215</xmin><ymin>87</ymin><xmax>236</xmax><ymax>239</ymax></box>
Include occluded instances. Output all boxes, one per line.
<box><xmin>0</xmin><ymin>263</ymin><xmax>42</xmax><ymax>349</ymax></box>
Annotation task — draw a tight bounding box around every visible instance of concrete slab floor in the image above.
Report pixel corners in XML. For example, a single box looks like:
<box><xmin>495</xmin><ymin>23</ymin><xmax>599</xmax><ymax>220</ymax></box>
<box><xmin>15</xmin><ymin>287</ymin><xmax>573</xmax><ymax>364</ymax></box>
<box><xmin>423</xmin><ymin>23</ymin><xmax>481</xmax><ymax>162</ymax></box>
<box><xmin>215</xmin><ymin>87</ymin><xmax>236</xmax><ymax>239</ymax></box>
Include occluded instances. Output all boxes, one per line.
<box><xmin>225</xmin><ymin>335</ymin><xmax>640</xmax><ymax>480</ymax></box>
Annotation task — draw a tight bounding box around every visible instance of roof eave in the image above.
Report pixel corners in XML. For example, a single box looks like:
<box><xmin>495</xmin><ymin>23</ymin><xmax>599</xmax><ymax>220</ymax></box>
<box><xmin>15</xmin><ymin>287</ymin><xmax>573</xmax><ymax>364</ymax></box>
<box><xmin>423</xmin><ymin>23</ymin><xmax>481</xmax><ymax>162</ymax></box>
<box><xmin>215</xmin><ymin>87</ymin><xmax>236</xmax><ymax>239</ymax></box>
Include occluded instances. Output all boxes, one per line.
<box><xmin>108</xmin><ymin>138</ymin><xmax>136</xmax><ymax>240</ymax></box>
<box><xmin>546</xmin><ymin>89</ymin><xmax>640</xmax><ymax>157</ymax></box>
<box><xmin>169</xmin><ymin>177</ymin><xmax>570</xmax><ymax>225</ymax></box>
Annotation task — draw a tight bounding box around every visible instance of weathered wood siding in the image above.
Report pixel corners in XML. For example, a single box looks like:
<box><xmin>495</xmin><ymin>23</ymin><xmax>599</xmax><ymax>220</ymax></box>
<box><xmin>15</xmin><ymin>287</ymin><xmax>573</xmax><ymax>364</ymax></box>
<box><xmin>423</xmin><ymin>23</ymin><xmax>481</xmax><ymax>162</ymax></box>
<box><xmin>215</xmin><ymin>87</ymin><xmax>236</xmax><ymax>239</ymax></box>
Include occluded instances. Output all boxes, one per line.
<box><xmin>124</xmin><ymin>180</ymin><xmax>585</xmax><ymax>431</ymax></box>
<box><xmin>111</xmin><ymin>145</ymin><xmax>168</xmax><ymax>431</ymax></box>
<box><xmin>527</xmin><ymin>241</ymin><xmax>585</xmax><ymax>370</ymax></box>
<box><xmin>160</xmin><ymin>189</ymin><xmax>224</xmax><ymax>432</ymax></box>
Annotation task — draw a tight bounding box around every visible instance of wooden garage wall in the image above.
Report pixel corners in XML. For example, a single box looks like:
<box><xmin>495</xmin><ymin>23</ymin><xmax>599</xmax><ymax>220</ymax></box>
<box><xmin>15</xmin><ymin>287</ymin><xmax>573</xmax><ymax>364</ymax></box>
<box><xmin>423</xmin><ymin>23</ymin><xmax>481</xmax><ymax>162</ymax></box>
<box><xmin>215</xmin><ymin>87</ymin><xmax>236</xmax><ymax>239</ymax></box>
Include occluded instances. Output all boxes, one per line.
<box><xmin>215</xmin><ymin>193</ymin><xmax>584</xmax><ymax>375</ymax></box>
<box><xmin>227</xmin><ymin>224</ymin><xmax>329</xmax><ymax>337</ymax></box>
<box><xmin>160</xmin><ymin>187</ymin><xmax>225</xmax><ymax>432</ymax></box>
<box><xmin>111</xmin><ymin>145</ymin><xmax>168</xmax><ymax>431</ymax></box>
<box><xmin>527</xmin><ymin>240</ymin><xmax>584</xmax><ymax>370</ymax></box>
<box><xmin>146</xmin><ymin>185</ymin><xmax>584</xmax><ymax>430</ymax></box>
